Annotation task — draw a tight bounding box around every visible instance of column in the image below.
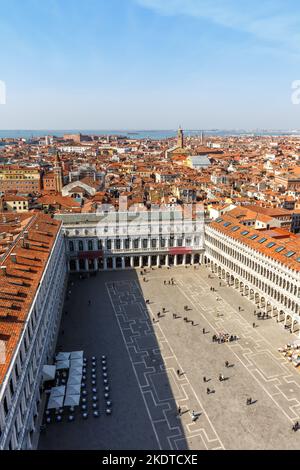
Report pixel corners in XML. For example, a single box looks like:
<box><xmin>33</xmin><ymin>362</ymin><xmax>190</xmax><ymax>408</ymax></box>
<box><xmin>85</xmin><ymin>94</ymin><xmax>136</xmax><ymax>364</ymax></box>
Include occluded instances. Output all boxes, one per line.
<box><xmin>94</xmin><ymin>258</ymin><xmax>98</xmax><ymax>271</ymax></box>
<box><xmin>191</xmin><ymin>254</ymin><xmax>195</xmax><ymax>265</ymax></box>
<box><xmin>85</xmin><ymin>259</ymin><xmax>89</xmax><ymax>271</ymax></box>
<box><xmin>174</xmin><ymin>255</ymin><xmax>178</xmax><ymax>266</ymax></box>
<box><xmin>122</xmin><ymin>257</ymin><xmax>125</xmax><ymax>269</ymax></box>
<box><xmin>130</xmin><ymin>257</ymin><xmax>134</xmax><ymax>268</ymax></box>
<box><xmin>112</xmin><ymin>258</ymin><xmax>116</xmax><ymax>270</ymax></box>
<box><xmin>75</xmin><ymin>259</ymin><xmax>80</xmax><ymax>272</ymax></box>
<box><xmin>104</xmin><ymin>258</ymin><xmax>108</xmax><ymax>271</ymax></box>
<box><xmin>183</xmin><ymin>254</ymin><xmax>187</xmax><ymax>266</ymax></box>
<box><xmin>148</xmin><ymin>255</ymin><xmax>151</xmax><ymax>267</ymax></box>
<box><xmin>156</xmin><ymin>255</ymin><xmax>160</xmax><ymax>267</ymax></box>
<box><xmin>165</xmin><ymin>254</ymin><xmax>169</xmax><ymax>266</ymax></box>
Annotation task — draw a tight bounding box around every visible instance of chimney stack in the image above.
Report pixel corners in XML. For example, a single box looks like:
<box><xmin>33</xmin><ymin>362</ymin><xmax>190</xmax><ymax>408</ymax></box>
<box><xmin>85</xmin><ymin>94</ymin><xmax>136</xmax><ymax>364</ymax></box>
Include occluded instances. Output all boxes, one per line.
<box><xmin>10</xmin><ymin>253</ymin><xmax>17</xmax><ymax>263</ymax></box>
<box><xmin>0</xmin><ymin>266</ymin><xmax>7</xmax><ymax>276</ymax></box>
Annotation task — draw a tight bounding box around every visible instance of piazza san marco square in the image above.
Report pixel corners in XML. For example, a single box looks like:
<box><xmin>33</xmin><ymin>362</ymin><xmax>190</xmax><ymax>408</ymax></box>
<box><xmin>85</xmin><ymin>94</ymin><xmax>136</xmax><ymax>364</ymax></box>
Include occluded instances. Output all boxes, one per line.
<box><xmin>38</xmin><ymin>264</ymin><xmax>300</xmax><ymax>450</ymax></box>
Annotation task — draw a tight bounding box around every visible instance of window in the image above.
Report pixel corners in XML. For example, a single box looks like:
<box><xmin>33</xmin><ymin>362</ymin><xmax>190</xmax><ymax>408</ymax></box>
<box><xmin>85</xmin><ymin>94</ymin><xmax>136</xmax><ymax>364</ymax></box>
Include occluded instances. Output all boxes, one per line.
<box><xmin>241</xmin><ymin>230</ymin><xmax>249</xmax><ymax>236</ymax></box>
<box><xmin>266</xmin><ymin>242</ymin><xmax>276</xmax><ymax>248</ymax></box>
<box><xmin>231</xmin><ymin>226</ymin><xmax>240</xmax><ymax>232</ymax></box>
<box><xmin>97</xmin><ymin>239</ymin><xmax>102</xmax><ymax>250</ymax></box>
<box><xmin>9</xmin><ymin>379</ymin><xmax>14</xmax><ymax>397</ymax></box>
<box><xmin>258</xmin><ymin>237</ymin><xmax>267</xmax><ymax>244</ymax></box>
<box><xmin>116</xmin><ymin>239</ymin><xmax>121</xmax><ymax>250</ymax></box>
<box><xmin>275</xmin><ymin>246</ymin><xmax>285</xmax><ymax>253</ymax></box>
<box><xmin>78</xmin><ymin>240</ymin><xmax>83</xmax><ymax>251</ymax></box>
<box><xmin>3</xmin><ymin>396</ymin><xmax>8</xmax><ymax>416</ymax></box>
<box><xmin>216</xmin><ymin>218</ymin><xmax>223</xmax><ymax>223</ymax></box>
<box><xmin>250</xmin><ymin>234</ymin><xmax>259</xmax><ymax>240</ymax></box>
<box><xmin>223</xmin><ymin>222</ymin><xmax>231</xmax><ymax>227</ymax></box>
<box><xmin>285</xmin><ymin>251</ymin><xmax>296</xmax><ymax>258</ymax></box>
<box><xmin>107</xmin><ymin>240</ymin><xmax>111</xmax><ymax>250</ymax></box>
<box><xmin>69</xmin><ymin>241</ymin><xmax>74</xmax><ymax>252</ymax></box>
<box><xmin>88</xmin><ymin>240</ymin><xmax>93</xmax><ymax>251</ymax></box>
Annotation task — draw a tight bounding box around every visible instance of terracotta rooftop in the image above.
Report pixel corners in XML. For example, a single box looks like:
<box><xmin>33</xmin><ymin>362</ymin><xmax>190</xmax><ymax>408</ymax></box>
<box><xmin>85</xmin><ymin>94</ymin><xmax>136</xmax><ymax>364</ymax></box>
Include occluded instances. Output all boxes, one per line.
<box><xmin>210</xmin><ymin>215</ymin><xmax>300</xmax><ymax>272</ymax></box>
<box><xmin>0</xmin><ymin>213</ymin><xmax>61</xmax><ymax>389</ymax></box>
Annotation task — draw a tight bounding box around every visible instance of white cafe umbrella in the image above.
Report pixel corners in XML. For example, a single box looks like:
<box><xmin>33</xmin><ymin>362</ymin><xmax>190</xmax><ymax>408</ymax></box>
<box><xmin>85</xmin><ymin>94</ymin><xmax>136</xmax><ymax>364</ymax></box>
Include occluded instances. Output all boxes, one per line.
<box><xmin>47</xmin><ymin>395</ymin><xmax>64</xmax><ymax>410</ymax></box>
<box><xmin>56</xmin><ymin>360</ymin><xmax>70</xmax><ymax>370</ymax></box>
<box><xmin>56</xmin><ymin>352</ymin><xmax>71</xmax><ymax>361</ymax></box>
<box><xmin>64</xmin><ymin>394</ymin><xmax>81</xmax><ymax>407</ymax></box>
<box><xmin>69</xmin><ymin>365</ymin><xmax>82</xmax><ymax>376</ymax></box>
<box><xmin>70</xmin><ymin>351</ymin><xmax>83</xmax><ymax>360</ymax></box>
<box><xmin>42</xmin><ymin>365</ymin><xmax>56</xmax><ymax>382</ymax></box>
<box><xmin>70</xmin><ymin>358</ymin><xmax>83</xmax><ymax>367</ymax></box>
<box><xmin>50</xmin><ymin>385</ymin><xmax>66</xmax><ymax>397</ymax></box>
<box><xmin>67</xmin><ymin>375</ymin><xmax>82</xmax><ymax>386</ymax></box>
<box><xmin>66</xmin><ymin>383</ymin><xmax>81</xmax><ymax>395</ymax></box>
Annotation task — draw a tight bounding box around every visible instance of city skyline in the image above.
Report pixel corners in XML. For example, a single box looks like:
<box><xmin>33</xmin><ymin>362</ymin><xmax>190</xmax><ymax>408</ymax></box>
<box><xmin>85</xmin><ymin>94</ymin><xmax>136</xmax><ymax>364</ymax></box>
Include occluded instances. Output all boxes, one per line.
<box><xmin>0</xmin><ymin>0</ymin><xmax>300</xmax><ymax>129</ymax></box>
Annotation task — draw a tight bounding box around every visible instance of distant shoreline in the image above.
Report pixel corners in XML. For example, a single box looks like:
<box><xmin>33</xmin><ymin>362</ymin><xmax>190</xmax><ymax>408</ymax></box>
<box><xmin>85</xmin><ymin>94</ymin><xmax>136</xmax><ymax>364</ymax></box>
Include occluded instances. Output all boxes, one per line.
<box><xmin>0</xmin><ymin>129</ymin><xmax>300</xmax><ymax>140</ymax></box>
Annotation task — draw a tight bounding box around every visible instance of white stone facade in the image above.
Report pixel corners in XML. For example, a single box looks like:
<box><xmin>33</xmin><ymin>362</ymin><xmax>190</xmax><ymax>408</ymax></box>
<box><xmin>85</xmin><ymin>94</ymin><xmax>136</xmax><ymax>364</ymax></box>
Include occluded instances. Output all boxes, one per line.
<box><xmin>205</xmin><ymin>224</ymin><xmax>300</xmax><ymax>335</ymax></box>
<box><xmin>0</xmin><ymin>227</ymin><xmax>67</xmax><ymax>450</ymax></box>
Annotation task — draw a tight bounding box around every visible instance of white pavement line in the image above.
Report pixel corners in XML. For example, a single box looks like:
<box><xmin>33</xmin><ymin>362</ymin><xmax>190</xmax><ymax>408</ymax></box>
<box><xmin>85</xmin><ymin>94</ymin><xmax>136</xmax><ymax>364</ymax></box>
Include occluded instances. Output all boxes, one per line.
<box><xmin>105</xmin><ymin>282</ymin><xmax>163</xmax><ymax>450</ymax></box>
<box><xmin>142</xmin><ymin>298</ymin><xmax>225</xmax><ymax>450</ymax></box>
<box><xmin>176</xmin><ymin>281</ymin><xmax>297</xmax><ymax>424</ymax></box>
<box><xmin>196</xmin><ymin>270</ymin><xmax>297</xmax><ymax>357</ymax></box>
<box><xmin>197</xmin><ymin>273</ymin><xmax>300</xmax><ymax>384</ymax></box>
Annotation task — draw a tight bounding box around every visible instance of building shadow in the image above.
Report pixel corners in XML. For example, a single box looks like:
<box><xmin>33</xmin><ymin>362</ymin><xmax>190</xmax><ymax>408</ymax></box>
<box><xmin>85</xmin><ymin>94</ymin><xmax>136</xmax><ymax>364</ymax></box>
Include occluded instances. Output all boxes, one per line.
<box><xmin>38</xmin><ymin>268</ymin><xmax>188</xmax><ymax>451</ymax></box>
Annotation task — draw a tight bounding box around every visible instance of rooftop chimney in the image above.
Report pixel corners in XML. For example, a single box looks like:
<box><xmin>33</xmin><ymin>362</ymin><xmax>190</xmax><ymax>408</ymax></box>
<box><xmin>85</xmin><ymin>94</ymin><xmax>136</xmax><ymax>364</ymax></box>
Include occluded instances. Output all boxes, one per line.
<box><xmin>10</xmin><ymin>253</ymin><xmax>17</xmax><ymax>263</ymax></box>
<box><xmin>24</xmin><ymin>231</ymin><xmax>29</xmax><ymax>239</ymax></box>
<box><xmin>0</xmin><ymin>266</ymin><xmax>7</xmax><ymax>276</ymax></box>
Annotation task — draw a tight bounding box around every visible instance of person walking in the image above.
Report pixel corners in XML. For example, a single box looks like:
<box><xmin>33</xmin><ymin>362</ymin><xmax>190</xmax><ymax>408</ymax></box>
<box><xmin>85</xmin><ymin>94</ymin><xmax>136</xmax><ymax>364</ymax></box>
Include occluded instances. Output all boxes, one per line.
<box><xmin>191</xmin><ymin>410</ymin><xmax>197</xmax><ymax>422</ymax></box>
<box><xmin>253</xmin><ymin>322</ymin><xmax>256</xmax><ymax>328</ymax></box>
<box><xmin>207</xmin><ymin>388</ymin><xmax>210</xmax><ymax>395</ymax></box>
<box><xmin>177</xmin><ymin>369</ymin><xmax>181</xmax><ymax>377</ymax></box>
<box><xmin>203</xmin><ymin>376</ymin><xmax>207</xmax><ymax>383</ymax></box>
<box><xmin>203</xmin><ymin>328</ymin><xmax>206</xmax><ymax>335</ymax></box>
<box><xmin>177</xmin><ymin>406</ymin><xmax>181</xmax><ymax>416</ymax></box>
<box><xmin>191</xmin><ymin>320</ymin><xmax>194</xmax><ymax>326</ymax></box>
<box><xmin>225</xmin><ymin>361</ymin><xmax>229</xmax><ymax>368</ymax></box>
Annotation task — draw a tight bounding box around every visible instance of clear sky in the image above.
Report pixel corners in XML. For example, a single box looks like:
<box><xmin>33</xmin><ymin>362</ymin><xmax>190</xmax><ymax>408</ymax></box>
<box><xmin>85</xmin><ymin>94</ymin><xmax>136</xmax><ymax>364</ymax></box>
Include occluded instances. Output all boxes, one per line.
<box><xmin>0</xmin><ymin>0</ymin><xmax>300</xmax><ymax>130</ymax></box>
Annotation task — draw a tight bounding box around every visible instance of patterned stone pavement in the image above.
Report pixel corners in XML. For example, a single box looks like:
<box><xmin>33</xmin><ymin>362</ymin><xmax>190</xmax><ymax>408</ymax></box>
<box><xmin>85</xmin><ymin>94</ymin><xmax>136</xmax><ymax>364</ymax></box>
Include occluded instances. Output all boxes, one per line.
<box><xmin>39</xmin><ymin>267</ymin><xmax>300</xmax><ymax>450</ymax></box>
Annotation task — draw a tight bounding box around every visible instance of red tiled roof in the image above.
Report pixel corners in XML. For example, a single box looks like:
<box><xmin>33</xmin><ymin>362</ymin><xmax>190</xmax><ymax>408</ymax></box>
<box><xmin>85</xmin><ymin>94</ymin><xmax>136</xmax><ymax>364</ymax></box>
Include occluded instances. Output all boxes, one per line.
<box><xmin>0</xmin><ymin>214</ymin><xmax>61</xmax><ymax>386</ymax></box>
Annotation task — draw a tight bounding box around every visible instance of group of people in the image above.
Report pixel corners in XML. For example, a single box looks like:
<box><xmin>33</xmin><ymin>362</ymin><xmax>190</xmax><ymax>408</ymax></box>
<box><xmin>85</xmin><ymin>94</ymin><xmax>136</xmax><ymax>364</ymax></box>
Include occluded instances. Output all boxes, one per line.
<box><xmin>212</xmin><ymin>333</ymin><xmax>238</xmax><ymax>343</ymax></box>
<box><xmin>164</xmin><ymin>278</ymin><xmax>175</xmax><ymax>285</ymax></box>
<box><xmin>255</xmin><ymin>311</ymin><xmax>269</xmax><ymax>320</ymax></box>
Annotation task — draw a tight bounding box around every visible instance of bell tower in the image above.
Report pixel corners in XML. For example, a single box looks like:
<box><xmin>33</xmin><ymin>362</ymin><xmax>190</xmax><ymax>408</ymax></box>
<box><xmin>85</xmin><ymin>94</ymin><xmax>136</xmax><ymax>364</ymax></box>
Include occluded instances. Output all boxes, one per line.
<box><xmin>177</xmin><ymin>126</ymin><xmax>184</xmax><ymax>149</ymax></box>
<box><xmin>54</xmin><ymin>152</ymin><xmax>63</xmax><ymax>193</ymax></box>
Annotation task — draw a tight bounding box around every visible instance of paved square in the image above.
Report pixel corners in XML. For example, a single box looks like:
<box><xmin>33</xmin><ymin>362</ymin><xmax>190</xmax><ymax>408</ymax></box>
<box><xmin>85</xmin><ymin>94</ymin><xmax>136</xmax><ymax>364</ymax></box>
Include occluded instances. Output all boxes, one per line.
<box><xmin>39</xmin><ymin>266</ymin><xmax>300</xmax><ymax>450</ymax></box>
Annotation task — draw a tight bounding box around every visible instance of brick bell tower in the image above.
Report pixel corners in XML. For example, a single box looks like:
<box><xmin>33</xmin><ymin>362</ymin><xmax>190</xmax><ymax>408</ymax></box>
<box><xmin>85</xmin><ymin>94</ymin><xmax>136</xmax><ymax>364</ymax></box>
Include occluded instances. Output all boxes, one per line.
<box><xmin>54</xmin><ymin>152</ymin><xmax>63</xmax><ymax>193</ymax></box>
<box><xmin>177</xmin><ymin>126</ymin><xmax>184</xmax><ymax>149</ymax></box>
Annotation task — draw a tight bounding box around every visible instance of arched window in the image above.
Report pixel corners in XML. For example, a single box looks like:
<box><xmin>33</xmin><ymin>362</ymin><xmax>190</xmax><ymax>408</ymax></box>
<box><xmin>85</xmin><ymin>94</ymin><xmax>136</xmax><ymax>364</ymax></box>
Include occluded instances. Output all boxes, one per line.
<box><xmin>69</xmin><ymin>241</ymin><xmax>74</xmax><ymax>252</ymax></box>
<box><xmin>88</xmin><ymin>240</ymin><xmax>93</xmax><ymax>251</ymax></box>
<box><xmin>78</xmin><ymin>240</ymin><xmax>84</xmax><ymax>251</ymax></box>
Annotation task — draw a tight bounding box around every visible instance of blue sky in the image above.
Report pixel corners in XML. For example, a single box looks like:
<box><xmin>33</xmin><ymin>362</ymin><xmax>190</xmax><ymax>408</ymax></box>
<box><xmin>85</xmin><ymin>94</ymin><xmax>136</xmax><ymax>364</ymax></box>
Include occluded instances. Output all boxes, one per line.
<box><xmin>0</xmin><ymin>0</ymin><xmax>300</xmax><ymax>129</ymax></box>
